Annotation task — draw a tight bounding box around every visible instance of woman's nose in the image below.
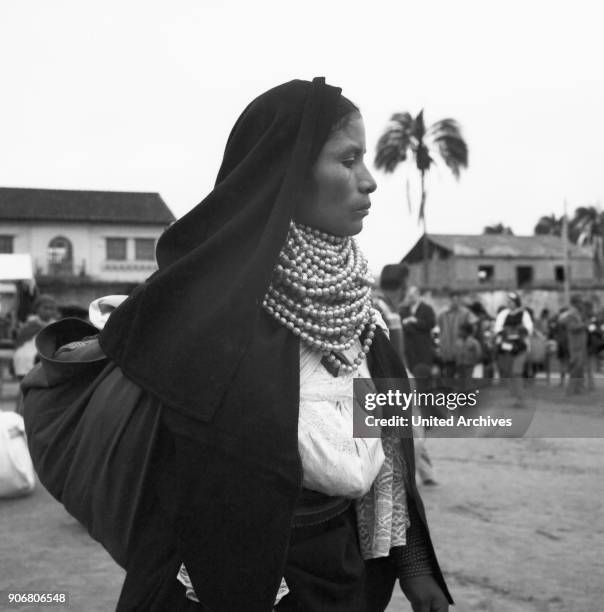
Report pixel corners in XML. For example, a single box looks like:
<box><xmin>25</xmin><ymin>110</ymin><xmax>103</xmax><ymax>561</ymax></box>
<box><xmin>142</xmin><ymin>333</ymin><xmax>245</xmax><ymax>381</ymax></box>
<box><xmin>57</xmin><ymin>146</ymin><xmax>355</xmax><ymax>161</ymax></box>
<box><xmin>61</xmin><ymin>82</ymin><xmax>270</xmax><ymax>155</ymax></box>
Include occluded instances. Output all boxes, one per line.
<box><xmin>360</xmin><ymin>165</ymin><xmax>377</xmax><ymax>194</ymax></box>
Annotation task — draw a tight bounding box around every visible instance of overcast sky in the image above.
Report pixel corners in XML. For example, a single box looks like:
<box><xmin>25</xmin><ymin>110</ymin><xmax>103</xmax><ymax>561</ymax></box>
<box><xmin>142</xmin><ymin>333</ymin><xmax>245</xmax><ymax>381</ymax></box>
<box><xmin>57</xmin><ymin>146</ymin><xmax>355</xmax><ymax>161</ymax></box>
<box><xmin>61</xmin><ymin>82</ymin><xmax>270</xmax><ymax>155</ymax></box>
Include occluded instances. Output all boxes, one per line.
<box><xmin>1</xmin><ymin>0</ymin><xmax>603</xmax><ymax>273</ymax></box>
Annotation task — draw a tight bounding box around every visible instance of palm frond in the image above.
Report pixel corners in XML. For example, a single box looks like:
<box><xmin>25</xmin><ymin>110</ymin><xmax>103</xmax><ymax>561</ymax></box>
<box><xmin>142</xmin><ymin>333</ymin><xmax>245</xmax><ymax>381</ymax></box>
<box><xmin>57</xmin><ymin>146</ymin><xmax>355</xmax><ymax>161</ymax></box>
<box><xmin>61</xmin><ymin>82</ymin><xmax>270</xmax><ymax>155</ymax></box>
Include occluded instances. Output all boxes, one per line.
<box><xmin>374</xmin><ymin>112</ymin><xmax>414</xmax><ymax>172</ymax></box>
<box><xmin>427</xmin><ymin>118</ymin><xmax>464</xmax><ymax>139</ymax></box>
<box><xmin>570</xmin><ymin>205</ymin><xmax>602</xmax><ymax>241</ymax></box>
<box><xmin>429</xmin><ymin>119</ymin><xmax>468</xmax><ymax>179</ymax></box>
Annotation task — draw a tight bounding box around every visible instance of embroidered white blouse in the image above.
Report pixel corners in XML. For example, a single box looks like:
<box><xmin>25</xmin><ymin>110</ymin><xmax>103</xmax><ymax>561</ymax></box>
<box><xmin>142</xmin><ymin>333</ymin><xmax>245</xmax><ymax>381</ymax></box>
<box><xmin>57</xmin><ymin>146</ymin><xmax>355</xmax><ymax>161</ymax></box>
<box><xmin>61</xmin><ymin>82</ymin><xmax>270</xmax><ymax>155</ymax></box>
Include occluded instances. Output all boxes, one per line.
<box><xmin>297</xmin><ymin>337</ymin><xmax>385</xmax><ymax>498</ymax></box>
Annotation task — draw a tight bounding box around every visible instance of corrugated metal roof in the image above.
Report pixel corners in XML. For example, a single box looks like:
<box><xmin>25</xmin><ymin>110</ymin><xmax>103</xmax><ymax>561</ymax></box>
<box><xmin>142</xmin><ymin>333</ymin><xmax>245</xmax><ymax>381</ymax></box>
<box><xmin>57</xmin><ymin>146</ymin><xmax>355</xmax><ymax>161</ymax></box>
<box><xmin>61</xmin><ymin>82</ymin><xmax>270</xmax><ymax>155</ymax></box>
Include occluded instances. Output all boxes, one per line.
<box><xmin>403</xmin><ymin>233</ymin><xmax>592</xmax><ymax>262</ymax></box>
<box><xmin>0</xmin><ymin>187</ymin><xmax>176</xmax><ymax>225</ymax></box>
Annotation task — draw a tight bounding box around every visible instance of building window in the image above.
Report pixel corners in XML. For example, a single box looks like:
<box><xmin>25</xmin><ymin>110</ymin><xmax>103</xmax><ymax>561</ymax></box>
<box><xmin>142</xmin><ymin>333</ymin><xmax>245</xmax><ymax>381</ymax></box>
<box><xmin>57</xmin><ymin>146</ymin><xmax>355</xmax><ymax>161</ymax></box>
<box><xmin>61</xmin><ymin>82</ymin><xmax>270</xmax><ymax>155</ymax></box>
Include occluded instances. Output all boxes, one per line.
<box><xmin>47</xmin><ymin>236</ymin><xmax>73</xmax><ymax>275</ymax></box>
<box><xmin>0</xmin><ymin>235</ymin><xmax>14</xmax><ymax>253</ymax></box>
<box><xmin>106</xmin><ymin>237</ymin><xmax>127</xmax><ymax>261</ymax></box>
<box><xmin>516</xmin><ymin>266</ymin><xmax>534</xmax><ymax>288</ymax></box>
<box><xmin>478</xmin><ymin>265</ymin><xmax>494</xmax><ymax>283</ymax></box>
<box><xmin>555</xmin><ymin>265</ymin><xmax>565</xmax><ymax>282</ymax></box>
<box><xmin>135</xmin><ymin>238</ymin><xmax>155</xmax><ymax>261</ymax></box>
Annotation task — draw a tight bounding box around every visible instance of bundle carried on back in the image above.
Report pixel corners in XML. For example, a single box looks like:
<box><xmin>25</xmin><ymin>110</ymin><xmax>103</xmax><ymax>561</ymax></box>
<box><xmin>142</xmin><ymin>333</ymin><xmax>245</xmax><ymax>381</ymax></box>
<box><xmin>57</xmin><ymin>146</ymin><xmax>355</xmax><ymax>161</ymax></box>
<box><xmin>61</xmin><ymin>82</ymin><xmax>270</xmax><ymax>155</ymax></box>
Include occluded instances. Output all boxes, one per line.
<box><xmin>21</xmin><ymin>317</ymin><xmax>163</xmax><ymax>569</ymax></box>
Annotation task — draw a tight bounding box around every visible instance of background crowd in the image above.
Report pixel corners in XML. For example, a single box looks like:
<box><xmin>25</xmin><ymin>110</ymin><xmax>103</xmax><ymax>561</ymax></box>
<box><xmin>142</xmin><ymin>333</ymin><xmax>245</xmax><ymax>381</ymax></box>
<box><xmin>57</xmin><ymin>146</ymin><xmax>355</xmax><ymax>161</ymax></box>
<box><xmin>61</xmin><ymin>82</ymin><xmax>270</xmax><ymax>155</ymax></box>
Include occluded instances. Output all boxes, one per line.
<box><xmin>372</xmin><ymin>264</ymin><xmax>604</xmax><ymax>398</ymax></box>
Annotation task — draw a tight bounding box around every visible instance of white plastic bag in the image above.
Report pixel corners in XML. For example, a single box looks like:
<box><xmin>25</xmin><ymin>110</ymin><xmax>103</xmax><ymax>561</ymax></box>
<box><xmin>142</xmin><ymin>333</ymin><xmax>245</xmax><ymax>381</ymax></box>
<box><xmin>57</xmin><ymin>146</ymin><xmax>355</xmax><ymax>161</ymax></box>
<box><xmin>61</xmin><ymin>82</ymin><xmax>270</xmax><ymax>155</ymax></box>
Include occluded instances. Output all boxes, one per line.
<box><xmin>0</xmin><ymin>411</ymin><xmax>36</xmax><ymax>497</ymax></box>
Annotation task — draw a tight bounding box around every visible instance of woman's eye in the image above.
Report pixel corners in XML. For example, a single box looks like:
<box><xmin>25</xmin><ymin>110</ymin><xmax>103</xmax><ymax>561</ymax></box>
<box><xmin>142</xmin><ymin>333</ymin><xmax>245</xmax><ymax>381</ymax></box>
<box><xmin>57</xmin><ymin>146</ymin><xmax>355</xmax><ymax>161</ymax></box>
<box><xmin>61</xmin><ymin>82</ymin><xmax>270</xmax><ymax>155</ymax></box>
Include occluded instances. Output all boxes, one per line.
<box><xmin>342</xmin><ymin>158</ymin><xmax>355</xmax><ymax>168</ymax></box>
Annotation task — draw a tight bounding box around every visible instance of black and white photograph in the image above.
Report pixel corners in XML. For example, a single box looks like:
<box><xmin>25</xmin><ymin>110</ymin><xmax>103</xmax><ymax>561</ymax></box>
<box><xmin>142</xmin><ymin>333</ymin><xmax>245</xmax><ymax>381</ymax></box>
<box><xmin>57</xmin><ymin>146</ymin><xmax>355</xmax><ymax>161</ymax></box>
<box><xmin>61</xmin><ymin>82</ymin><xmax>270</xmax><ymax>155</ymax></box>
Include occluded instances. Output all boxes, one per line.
<box><xmin>1</xmin><ymin>1</ymin><xmax>603</xmax><ymax>611</ymax></box>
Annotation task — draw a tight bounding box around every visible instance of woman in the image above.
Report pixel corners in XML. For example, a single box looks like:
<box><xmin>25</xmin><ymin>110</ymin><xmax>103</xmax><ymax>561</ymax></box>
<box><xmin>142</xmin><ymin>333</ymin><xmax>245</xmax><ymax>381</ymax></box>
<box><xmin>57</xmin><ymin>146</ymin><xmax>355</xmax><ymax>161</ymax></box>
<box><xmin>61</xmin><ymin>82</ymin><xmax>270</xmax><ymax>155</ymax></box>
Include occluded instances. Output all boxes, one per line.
<box><xmin>12</xmin><ymin>294</ymin><xmax>58</xmax><ymax>380</ymax></box>
<box><xmin>494</xmin><ymin>292</ymin><xmax>533</xmax><ymax>405</ymax></box>
<box><xmin>97</xmin><ymin>79</ymin><xmax>450</xmax><ymax>610</ymax></box>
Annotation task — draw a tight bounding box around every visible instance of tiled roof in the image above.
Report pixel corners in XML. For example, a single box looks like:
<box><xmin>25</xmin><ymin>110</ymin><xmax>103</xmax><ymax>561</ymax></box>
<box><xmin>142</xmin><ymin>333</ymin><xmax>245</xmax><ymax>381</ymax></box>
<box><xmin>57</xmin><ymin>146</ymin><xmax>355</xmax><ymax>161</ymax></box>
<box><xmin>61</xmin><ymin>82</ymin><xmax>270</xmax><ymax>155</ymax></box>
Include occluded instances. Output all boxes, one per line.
<box><xmin>0</xmin><ymin>187</ymin><xmax>176</xmax><ymax>225</ymax></box>
<box><xmin>402</xmin><ymin>233</ymin><xmax>592</xmax><ymax>263</ymax></box>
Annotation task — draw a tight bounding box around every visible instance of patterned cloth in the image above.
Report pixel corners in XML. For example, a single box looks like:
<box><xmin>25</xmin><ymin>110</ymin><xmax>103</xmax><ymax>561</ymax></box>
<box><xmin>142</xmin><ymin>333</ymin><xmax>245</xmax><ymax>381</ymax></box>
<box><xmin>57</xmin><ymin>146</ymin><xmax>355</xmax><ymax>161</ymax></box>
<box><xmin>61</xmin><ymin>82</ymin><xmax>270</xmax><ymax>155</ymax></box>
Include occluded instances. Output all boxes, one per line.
<box><xmin>177</xmin><ymin>565</ymin><xmax>290</xmax><ymax>607</ymax></box>
<box><xmin>355</xmin><ymin>431</ymin><xmax>410</xmax><ymax>559</ymax></box>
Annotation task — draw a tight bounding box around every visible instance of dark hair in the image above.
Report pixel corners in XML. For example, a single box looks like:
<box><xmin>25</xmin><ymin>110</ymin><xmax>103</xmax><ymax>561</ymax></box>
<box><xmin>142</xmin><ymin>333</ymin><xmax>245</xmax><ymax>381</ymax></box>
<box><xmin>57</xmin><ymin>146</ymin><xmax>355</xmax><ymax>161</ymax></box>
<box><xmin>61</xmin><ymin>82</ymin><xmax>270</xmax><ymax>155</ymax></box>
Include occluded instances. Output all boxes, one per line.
<box><xmin>329</xmin><ymin>95</ymin><xmax>360</xmax><ymax>134</ymax></box>
<box><xmin>380</xmin><ymin>263</ymin><xmax>409</xmax><ymax>290</ymax></box>
<box><xmin>306</xmin><ymin>95</ymin><xmax>360</xmax><ymax>173</ymax></box>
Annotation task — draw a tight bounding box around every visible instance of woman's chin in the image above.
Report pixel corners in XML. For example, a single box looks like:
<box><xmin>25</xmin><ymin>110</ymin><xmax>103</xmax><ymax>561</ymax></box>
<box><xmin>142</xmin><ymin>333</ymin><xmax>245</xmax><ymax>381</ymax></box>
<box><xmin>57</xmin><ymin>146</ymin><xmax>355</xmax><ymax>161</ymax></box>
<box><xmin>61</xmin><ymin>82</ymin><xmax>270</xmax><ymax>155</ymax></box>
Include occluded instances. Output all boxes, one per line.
<box><xmin>344</xmin><ymin>219</ymin><xmax>365</xmax><ymax>237</ymax></box>
<box><xmin>296</xmin><ymin>217</ymin><xmax>365</xmax><ymax>238</ymax></box>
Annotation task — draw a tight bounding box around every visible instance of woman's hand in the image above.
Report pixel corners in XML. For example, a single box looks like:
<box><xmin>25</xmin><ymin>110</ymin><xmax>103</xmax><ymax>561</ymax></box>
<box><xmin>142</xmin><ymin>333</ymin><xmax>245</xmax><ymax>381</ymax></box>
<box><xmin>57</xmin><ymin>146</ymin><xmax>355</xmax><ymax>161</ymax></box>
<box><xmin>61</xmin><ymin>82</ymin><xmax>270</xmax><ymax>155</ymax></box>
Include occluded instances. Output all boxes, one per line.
<box><xmin>399</xmin><ymin>575</ymin><xmax>449</xmax><ymax>611</ymax></box>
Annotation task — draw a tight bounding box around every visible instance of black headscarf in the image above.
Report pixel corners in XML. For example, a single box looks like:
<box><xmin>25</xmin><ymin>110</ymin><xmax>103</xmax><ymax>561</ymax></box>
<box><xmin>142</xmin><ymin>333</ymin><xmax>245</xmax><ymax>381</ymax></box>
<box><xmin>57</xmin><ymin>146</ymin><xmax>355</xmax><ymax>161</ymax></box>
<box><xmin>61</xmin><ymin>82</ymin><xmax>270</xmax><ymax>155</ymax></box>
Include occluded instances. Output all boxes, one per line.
<box><xmin>100</xmin><ymin>77</ymin><xmax>344</xmax><ymax>421</ymax></box>
<box><xmin>99</xmin><ymin>78</ymin><xmax>351</xmax><ymax>611</ymax></box>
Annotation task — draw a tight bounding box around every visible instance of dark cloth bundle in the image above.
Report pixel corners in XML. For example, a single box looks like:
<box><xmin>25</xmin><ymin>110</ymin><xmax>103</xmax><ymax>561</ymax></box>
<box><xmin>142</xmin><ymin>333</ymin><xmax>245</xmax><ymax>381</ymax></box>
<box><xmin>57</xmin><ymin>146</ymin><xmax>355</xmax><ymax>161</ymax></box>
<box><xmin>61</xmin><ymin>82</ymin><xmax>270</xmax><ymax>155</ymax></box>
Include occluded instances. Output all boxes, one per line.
<box><xmin>21</xmin><ymin>318</ymin><xmax>163</xmax><ymax>569</ymax></box>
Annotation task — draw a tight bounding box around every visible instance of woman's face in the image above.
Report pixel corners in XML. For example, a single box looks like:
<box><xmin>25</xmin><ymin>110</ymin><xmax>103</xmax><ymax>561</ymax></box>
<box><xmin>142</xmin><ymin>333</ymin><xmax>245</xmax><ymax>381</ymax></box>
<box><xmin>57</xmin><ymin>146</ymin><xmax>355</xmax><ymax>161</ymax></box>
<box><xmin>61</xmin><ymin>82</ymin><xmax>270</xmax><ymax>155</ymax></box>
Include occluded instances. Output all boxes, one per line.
<box><xmin>295</xmin><ymin>114</ymin><xmax>377</xmax><ymax>237</ymax></box>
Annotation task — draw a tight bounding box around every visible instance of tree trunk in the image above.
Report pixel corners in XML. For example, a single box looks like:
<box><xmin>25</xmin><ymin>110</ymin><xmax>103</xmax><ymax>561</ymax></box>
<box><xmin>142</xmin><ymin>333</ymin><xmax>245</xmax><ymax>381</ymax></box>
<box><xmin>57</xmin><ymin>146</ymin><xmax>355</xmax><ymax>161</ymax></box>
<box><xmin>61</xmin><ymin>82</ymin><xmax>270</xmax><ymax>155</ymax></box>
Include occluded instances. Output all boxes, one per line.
<box><xmin>419</xmin><ymin>171</ymin><xmax>429</xmax><ymax>286</ymax></box>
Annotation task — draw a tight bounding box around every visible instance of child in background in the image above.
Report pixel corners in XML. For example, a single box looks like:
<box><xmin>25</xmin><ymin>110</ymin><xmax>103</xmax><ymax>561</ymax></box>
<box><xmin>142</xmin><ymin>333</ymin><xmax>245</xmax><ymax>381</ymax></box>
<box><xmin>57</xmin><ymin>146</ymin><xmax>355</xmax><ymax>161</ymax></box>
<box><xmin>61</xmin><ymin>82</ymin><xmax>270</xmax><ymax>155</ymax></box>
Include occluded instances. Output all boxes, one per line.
<box><xmin>12</xmin><ymin>294</ymin><xmax>58</xmax><ymax>380</ymax></box>
<box><xmin>455</xmin><ymin>321</ymin><xmax>482</xmax><ymax>389</ymax></box>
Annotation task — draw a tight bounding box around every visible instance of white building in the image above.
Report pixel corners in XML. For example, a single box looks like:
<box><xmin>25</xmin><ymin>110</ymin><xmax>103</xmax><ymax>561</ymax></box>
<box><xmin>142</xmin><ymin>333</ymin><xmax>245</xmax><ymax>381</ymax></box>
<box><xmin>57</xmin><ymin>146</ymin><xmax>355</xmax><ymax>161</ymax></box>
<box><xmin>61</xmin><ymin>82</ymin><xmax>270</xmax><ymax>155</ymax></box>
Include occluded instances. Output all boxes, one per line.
<box><xmin>0</xmin><ymin>187</ymin><xmax>175</xmax><ymax>283</ymax></box>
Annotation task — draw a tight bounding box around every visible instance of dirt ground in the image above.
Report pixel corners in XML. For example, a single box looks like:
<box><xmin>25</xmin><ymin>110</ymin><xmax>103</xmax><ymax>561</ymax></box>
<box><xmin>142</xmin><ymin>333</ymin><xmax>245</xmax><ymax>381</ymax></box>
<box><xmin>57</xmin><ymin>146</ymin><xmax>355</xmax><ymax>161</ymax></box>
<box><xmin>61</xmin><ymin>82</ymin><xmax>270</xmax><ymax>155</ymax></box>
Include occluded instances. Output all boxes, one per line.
<box><xmin>1</xmin><ymin>379</ymin><xmax>603</xmax><ymax>612</ymax></box>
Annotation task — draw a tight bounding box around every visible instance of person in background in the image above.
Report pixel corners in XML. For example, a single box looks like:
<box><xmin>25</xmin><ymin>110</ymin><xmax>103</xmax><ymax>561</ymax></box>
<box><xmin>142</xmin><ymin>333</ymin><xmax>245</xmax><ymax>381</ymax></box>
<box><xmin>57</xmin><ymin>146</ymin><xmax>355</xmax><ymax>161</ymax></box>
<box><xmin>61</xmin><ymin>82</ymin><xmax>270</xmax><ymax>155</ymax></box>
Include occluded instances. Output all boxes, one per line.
<box><xmin>469</xmin><ymin>300</ymin><xmax>495</xmax><ymax>381</ymax></box>
<box><xmin>494</xmin><ymin>292</ymin><xmax>533</xmax><ymax>406</ymax></box>
<box><xmin>15</xmin><ymin>280</ymin><xmax>39</xmax><ymax>325</ymax></box>
<box><xmin>562</xmin><ymin>294</ymin><xmax>588</xmax><ymax>395</ymax></box>
<box><xmin>535</xmin><ymin>308</ymin><xmax>550</xmax><ymax>336</ymax></box>
<box><xmin>372</xmin><ymin>264</ymin><xmax>408</xmax><ymax>366</ymax></box>
<box><xmin>12</xmin><ymin>294</ymin><xmax>58</xmax><ymax>381</ymax></box>
<box><xmin>437</xmin><ymin>288</ymin><xmax>476</xmax><ymax>380</ymax></box>
<box><xmin>454</xmin><ymin>321</ymin><xmax>482</xmax><ymax>390</ymax></box>
<box><xmin>584</xmin><ymin>298</ymin><xmax>602</xmax><ymax>391</ymax></box>
<box><xmin>522</xmin><ymin>307</ymin><xmax>537</xmax><ymax>381</ymax></box>
<box><xmin>553</xmin><ymin>306</ymin><xmax>570</xmax><ymax>386</ymax></box>
<box><xmin>529</xmin><ymin>307</ymin><xmax>553</xmax><ymax>382</ymax></box>
<box><xmin>400</xmin><ymin>286</ymin><xmax>437</xmax><ymax>486</ymax></box>
<box><xmin>400</xmin><ymin>286</ymin><xmax>436</xmax><ymax>383</ymax></box>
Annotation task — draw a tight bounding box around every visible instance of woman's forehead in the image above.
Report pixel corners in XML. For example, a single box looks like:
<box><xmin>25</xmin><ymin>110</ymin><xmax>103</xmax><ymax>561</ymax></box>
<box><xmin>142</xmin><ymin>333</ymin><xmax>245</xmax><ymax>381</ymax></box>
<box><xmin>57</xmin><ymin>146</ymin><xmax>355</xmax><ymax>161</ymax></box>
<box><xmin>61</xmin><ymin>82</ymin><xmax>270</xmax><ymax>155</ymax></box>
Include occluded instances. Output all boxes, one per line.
<box><xmin>323</xmin><ymin>116</ymin><xmax>366</xmax><ymax>153</ymax></box>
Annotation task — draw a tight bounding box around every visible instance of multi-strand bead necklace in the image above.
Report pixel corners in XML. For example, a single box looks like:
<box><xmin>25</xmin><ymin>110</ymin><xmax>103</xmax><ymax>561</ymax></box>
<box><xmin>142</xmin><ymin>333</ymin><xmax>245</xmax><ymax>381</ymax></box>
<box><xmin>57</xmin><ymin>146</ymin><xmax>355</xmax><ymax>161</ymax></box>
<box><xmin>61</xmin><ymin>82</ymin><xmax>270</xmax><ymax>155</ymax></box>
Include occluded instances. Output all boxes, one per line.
<box><xmin>262</xmin><ymin>221</ymin><xmax>377</xmax><ymax>375</ymax></box>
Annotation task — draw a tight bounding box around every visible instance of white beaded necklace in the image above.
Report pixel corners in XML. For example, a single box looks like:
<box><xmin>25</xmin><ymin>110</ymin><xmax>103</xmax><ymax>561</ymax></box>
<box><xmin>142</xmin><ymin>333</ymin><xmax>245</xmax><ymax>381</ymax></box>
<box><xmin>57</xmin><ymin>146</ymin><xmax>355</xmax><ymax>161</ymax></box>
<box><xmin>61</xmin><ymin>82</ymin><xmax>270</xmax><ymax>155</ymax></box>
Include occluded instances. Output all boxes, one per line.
<box><xmin>263</xmin><ymin>221</ymin><xmax>377</xmax><ymax>375</ymax></box>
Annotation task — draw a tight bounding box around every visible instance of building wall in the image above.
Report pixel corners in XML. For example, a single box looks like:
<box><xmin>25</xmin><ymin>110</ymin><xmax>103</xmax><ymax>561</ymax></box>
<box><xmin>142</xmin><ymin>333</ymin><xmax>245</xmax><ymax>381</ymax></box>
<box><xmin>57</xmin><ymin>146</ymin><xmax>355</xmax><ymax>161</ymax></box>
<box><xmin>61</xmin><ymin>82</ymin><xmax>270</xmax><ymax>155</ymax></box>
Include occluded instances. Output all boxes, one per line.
<box><xmin>86</xmin><ymin>223</ymin><xmax>161</xmax><ymax>282</ymax></box>
<box><xmin>0</xmin><ymin>221</ymin><xmax>165</xmax><ymax>282</ymax></box>
<box><xmin>406</xmin><ymin>256</ymin><xmax>594</xmax><ymax>290</ymax></box>
<box><xmin>453</xmin><ymin>256</ymin><xmax>593</xmax><ymax>286</ymax></box>
<box><xmin>407</xmin><ymin>258</ymin><xmax>455</xmax><ymax>288</ymax></box>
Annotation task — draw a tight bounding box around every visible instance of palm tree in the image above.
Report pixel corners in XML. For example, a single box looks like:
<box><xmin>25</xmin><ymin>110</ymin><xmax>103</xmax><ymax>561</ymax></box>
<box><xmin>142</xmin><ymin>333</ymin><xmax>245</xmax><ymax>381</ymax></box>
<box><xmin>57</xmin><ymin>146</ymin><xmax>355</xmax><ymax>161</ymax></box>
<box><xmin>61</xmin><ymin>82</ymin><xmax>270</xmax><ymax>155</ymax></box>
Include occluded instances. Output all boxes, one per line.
<box><xmin>374</xmin><ymin>110</ymin><xmax>468</xmax><ymax>284</ymax></box>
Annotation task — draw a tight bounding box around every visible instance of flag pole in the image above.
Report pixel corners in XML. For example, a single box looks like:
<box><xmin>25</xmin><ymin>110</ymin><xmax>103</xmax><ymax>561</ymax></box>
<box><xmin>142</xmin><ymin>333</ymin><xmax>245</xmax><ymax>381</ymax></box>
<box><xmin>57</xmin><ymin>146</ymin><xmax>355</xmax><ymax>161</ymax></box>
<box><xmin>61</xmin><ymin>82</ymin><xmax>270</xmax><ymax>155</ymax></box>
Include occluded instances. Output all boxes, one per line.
<box><xmin>562</xmin><ymin>198</ymin><xmax>570</xmax><ymax>304</ymax></box>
